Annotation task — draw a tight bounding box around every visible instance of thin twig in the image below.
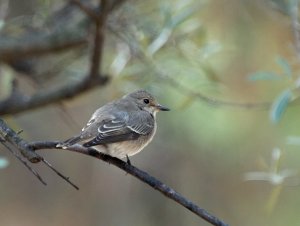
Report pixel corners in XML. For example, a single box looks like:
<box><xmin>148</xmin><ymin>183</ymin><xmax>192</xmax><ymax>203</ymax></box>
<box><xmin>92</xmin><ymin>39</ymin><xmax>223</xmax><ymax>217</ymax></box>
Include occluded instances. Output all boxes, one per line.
<box><xmin>0</xmin><ymin>119</ymin><xmax>41</xmax><ymax>162</ymax></box>
<box><xmin>0</xmin><ymin>118</ymin><xmax>79</xmax><ymax>189</ymax></box>
<box><xmin>41</xmin><ymin>157</ymin><xmax>79</xmax><ymax>190</ymax></box>
<box><xmin>164</xmin><ymin>74</ymin><xmax>270</xmax><ymax>109</ymax></box>
<box><xmin>30</xmin><ymin>141</ymin><xmax>229</xmax><ymax>226</ymax></box>
<box><xmin>0</xmin><ymin>141</ymin><xmax>47</xmax><ymax>185</ymax></box>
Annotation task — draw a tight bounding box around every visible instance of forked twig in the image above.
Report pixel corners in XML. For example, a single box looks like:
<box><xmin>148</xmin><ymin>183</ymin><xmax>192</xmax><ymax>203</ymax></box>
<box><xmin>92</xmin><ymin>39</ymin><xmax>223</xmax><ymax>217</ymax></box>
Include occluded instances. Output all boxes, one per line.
<box><xmin>0</xmin><ymin>141</ymin><xmax>47</xmax><ymax>185</ymax></box>
<box><xmin>0</xmin><ymin>118</ymin><xmax>78</xmax><ymax>190</ymax></box>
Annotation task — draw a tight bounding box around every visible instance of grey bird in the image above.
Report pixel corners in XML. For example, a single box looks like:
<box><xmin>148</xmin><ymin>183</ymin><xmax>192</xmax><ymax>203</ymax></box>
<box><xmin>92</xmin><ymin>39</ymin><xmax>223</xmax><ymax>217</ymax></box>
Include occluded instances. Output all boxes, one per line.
<box><xmin>57</xmin><ymin>90</ymin><xmax>169</xmax><ymax>160</ymax></box>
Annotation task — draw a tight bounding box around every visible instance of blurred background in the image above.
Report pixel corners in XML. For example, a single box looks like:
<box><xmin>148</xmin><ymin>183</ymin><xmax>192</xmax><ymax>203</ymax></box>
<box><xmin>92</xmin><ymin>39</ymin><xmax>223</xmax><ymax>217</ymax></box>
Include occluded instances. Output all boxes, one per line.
<box><xmin>1</xmin><ymin>0</ymin><xmax>300</xmax><ymax>225</ymax></box>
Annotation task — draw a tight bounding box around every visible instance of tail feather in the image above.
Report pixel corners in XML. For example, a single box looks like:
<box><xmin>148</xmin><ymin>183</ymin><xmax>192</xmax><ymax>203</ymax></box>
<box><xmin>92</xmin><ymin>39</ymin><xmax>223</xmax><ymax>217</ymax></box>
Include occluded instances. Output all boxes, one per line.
<box><xmin>56</xmin><ymin>135</ymin><xmax>82</xmax><ymax>148</ymax></box>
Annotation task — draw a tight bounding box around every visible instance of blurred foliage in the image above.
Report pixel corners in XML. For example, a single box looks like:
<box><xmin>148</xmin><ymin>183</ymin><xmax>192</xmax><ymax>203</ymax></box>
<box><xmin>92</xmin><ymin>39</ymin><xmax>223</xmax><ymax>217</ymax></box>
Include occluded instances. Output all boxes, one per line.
<box><xmin>0</xmin><ymin>156</ymin><xmax>9</xmax><ymax>169</ymax></box>
<box><xmin>1</xmin><ymin>0</ymin><xmax>300</xmax><ymax>226</ymax></box>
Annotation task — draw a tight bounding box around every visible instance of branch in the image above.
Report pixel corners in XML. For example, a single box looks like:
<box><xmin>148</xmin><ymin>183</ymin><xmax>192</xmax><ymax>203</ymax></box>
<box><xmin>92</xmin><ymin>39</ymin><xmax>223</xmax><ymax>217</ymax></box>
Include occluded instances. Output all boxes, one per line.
<box><xmin>89</xmin><ymin>0</ymin><xmax>108</xmax><ymax>78</ymax></box>
<box><xmin>0</xmin><ymin>75</ymin><xmax>109</xmax><ymax>115</ymax></box>
<box><xmin>0</xmin><ymin>37</ymin><xmax>87</xmax><ymax>62</ymax></box>
<box><xmin>0</xmin><ymin>0</ymin><xmax>125</xmax><ymax>116</ymax></box>
<box><xmin>0</xmin><ymin>118</ymin><xmax>229</xmax><ymax>226</ymax></box>
<box><xmin>41</xmin><ymin>158</ymin><xmax>79</xmax><ymax>190</ymax></box>
<box><xmin>0</xmin><ymin>118</ymin><xmax>41</xmax><ymax>162</ymax></box>
<box><xmin>0</xmin><ymin>118</ymin><xmax>79</xmax><ymax>189</ymax></box>
<box><xmin>71</xmin><ymin>0</ymin><xmax>110</xmax><ymax>78</ymax></box>
<box><xmin>30</xmin><ymin>141</ymin><xmax>229</xmax><ymax>226</ymax></box>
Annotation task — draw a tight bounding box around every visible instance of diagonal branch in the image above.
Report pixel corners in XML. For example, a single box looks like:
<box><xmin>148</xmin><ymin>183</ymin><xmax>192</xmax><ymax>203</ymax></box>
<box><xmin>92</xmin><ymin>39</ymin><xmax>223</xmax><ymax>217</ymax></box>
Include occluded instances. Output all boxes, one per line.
<box><xmin>29</xmin><ymin>141</ymin><xmax>229</xmax><ymax>226</ymax></box>
<box><xmin>0</xmin><ymin>118</ymin><xmax>229</xmax><ymax>226</ymax></box>
<box><xmin>41</xmin><ymin>157</ymin><xmax>79</xmax><ymax>190</ymax></box>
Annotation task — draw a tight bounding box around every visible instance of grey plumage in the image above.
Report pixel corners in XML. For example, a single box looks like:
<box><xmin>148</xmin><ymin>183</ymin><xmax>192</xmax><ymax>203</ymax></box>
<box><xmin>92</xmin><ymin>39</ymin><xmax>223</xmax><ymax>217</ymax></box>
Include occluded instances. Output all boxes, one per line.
<box><xmin>57</xmin><ymin>90</ymin><xmax>169</xmax><ymax>159</ymax></box>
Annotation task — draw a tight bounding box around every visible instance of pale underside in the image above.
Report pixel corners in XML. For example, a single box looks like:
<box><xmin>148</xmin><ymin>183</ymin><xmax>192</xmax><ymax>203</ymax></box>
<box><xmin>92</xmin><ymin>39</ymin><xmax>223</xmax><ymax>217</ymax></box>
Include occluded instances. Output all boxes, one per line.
<box><xmin>90</xmin><ymin>123</ymin><xmax>156</xmax><ymax>159</ymax></box>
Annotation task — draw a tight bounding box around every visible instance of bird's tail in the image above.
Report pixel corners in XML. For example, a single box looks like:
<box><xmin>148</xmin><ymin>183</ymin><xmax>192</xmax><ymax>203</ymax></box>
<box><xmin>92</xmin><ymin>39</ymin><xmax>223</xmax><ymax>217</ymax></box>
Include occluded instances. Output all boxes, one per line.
<box><xmin>56</xmin><ymin>135</ymin><xmax>82</xmax><ymax>149</ymax></box>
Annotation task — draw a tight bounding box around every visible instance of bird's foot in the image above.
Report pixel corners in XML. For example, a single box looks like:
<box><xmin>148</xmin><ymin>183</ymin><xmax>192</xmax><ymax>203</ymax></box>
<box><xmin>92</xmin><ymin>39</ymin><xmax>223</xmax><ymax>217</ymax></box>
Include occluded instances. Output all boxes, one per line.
<box><xmin>126</xmin><ymin>155</ymin><xmax>131</xmax><ymax>166</ymax></box>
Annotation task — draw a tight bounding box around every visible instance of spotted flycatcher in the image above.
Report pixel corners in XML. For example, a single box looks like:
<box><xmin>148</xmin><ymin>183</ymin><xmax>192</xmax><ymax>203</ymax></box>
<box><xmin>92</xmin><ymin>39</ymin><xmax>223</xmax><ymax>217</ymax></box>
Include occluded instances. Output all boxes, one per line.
<box><xmin>57</xmin><ymin>90</ymin><xmax>169</xmax><ymax>160</ymax></box>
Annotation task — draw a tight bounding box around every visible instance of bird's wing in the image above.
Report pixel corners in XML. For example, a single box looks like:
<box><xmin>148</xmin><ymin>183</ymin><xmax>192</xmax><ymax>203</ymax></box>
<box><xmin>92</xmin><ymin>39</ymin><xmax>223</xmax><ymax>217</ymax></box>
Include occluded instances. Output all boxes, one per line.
<box><xmin>83</xmin><ymin>111</ymin><xmax>154</xmax><ymax>147</ymax></box>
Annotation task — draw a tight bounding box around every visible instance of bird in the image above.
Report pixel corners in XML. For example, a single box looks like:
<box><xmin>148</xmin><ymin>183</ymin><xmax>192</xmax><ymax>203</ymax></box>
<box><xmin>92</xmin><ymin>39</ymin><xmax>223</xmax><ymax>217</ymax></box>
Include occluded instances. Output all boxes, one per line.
<box><xmin>57</xmin><ymin>90</ymin><xmax>170</xmax><ymax>162</ymax></box>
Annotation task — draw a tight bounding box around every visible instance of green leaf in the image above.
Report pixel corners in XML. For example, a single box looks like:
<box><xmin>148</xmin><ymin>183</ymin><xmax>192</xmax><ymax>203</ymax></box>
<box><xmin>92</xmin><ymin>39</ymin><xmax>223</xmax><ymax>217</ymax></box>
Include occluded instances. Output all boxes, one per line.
<box><xmin>0</xmin><ymin>157</ymin><xmax>9</xmax><ymax>169</ymax></box>
<box><xmin>248</xmin><ymin>71</ymin><xmax>282</xmax><ymax>81</ymax></box>
<box><xmin>276</xmin><ymin>56</ymin><xmax>292</xmax><ymax>77</ymax></box>
<box><xmin>270</xmin><ymin>89</ymin><xmax>293</xmax><ymax>123</ymax></box>
<box><xmin>170</xmin><ymin>6</ymin><xmax>198</xmax><ymax>28</ymax></box>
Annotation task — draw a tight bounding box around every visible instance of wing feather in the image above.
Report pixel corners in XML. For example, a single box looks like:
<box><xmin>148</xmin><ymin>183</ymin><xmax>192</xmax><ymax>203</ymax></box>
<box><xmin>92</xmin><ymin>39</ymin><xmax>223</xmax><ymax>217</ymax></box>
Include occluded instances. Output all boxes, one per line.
<box><xmin>83</xmin><ymin>111</ymin><xmax>154</xmax><ymax>147</ymax></box>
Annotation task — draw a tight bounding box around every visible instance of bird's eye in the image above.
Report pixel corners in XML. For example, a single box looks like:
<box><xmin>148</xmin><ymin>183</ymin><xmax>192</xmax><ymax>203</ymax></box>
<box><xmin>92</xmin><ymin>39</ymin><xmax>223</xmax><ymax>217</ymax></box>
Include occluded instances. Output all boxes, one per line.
<box><xmin>143</xmin><ymin>98</ymin><xmax>150</xmax><ymax>104</ymax></box>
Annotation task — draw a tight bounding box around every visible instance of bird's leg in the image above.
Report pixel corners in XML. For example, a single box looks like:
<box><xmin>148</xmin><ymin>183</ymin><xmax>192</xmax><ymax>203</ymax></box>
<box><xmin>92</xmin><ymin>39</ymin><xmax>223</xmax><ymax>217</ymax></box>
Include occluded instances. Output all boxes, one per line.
<box><xmin>126</xmin><ymin>155</ymin><xmax>131</xmax><ymax>166</ymax></box>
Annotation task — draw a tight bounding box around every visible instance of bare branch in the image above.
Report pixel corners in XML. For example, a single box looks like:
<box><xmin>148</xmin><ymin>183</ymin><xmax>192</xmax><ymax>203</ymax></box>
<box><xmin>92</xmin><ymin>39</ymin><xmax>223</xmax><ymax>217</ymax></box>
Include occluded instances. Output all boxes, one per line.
<box><xmin>0</xmin><ymin>117</ymin><xmax>229</xmax><ymax>225</ymax></box>
<box><xmin>0</xmin><ymin>0</ymin><xmax>120</xmax><ymax>116</ymax></box>
<box><xmin>0</xmin><ymin>0</ymin><xmax>132</xmax><ymax>116</ymax></box>
<box><xmin>0</xmin><ymin>118</ymin><xmax>79</xmax><ymax>189</ymax></box>
<box><xmin>0</xmin><ymin>118</ymin><xmax>41</xmax><ymax>162</ymax></box>
<box><xmin>88</xmin><ymin>3</ymin><xmax>107</xmax><ymax>79</ymax></box>
<box><xmin>0</xmin><ymin>75</ymin><xmax>109</xmax><ymax>116</ymax></box>
<box><xmin>0</xmin><ymin>38</ymin><xmax>87</xmax><ymax>62</ymax></box>
<box><xmin>29</xmin><ymin>141</ymin><xmax>228</xmax><ymax>226</ymax></box>
<box><xmin>71</xmin><ymin>0</ymin><xmax>110</xmax><ymax>79</ymax></box>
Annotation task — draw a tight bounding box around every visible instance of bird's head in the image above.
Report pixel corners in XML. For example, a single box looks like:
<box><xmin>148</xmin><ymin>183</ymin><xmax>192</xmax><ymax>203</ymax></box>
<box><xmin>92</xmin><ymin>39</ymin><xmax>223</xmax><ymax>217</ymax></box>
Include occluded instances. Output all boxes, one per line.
<box><xmin>126</xmin><ymin>90</ymin><xmax>170</xmax><ymax>115</ymax></box>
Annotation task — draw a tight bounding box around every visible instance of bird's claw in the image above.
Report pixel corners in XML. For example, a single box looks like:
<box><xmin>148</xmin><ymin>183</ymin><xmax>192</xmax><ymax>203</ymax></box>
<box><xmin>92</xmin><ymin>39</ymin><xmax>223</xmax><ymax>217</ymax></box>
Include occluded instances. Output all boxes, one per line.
<box><xmin>126</xmin><ymin>155</ymin><xmax>131</xmax><ymax>166</ymax></box>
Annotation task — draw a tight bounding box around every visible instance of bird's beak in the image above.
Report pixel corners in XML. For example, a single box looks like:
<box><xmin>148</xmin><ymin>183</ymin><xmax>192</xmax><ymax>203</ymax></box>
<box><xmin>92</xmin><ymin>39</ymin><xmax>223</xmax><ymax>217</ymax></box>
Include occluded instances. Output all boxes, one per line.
<box><xmin>156</xmin><ymin>104</ymin><xmax>170</xmax><ymax>111</ymax></box>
